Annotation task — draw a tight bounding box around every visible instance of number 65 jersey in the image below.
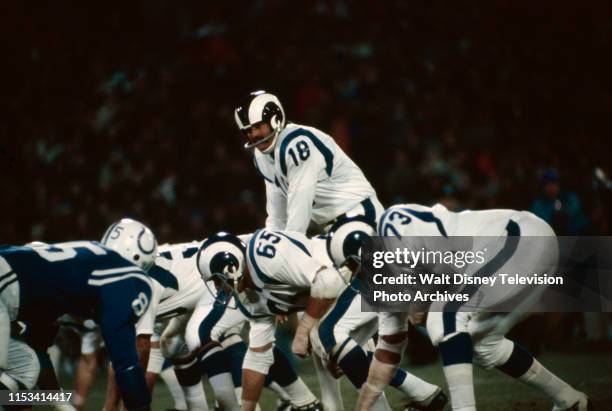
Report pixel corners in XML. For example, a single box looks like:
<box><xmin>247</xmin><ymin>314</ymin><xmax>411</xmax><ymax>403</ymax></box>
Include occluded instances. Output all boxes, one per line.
<box><xmin>245</xmin><ymin>229</ymin><xmax>334</xmax><ymax>315</ymax></box>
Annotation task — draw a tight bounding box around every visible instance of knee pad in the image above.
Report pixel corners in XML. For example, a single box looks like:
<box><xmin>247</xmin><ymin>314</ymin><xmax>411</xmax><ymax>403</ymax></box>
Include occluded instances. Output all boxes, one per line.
<box><xmin>473</xmin><ymin>337</ymin><xmax>514</xmax><ymax>370</ymax></box>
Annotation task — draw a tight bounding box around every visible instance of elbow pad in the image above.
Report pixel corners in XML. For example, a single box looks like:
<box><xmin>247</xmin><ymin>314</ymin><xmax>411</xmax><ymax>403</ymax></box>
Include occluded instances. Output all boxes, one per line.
<box><xmin>311</xmin><ymin>267</ymin><xmax>347</xmax><ymax>299</ymax></box>
<box><xmin>242</xmin><ymin>347</ymin><xmax>274</xmax><ymax>375</ymax></box>
<box><xmin>115</xmin><ymin>364</ymin><xmax>151</xmax><ymax>411</ymax></box>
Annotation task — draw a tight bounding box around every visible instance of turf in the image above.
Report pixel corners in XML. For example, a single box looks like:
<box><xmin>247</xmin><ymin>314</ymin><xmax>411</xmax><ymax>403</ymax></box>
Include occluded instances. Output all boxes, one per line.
<box><xmin>51</xmin><ymin>352</ymin><xmax>612</xmax><ymax>410</ymax></box>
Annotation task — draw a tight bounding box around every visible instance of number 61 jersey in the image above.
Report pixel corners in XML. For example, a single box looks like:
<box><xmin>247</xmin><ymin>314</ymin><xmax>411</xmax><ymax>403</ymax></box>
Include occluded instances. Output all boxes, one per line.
<box><xmin>0</xmin><ymin>241</ymin><xmax>152</xmax><ymax>346</ymax></box>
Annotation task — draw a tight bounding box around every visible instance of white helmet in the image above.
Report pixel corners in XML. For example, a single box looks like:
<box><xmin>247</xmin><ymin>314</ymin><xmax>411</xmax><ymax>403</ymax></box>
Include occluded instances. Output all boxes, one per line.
<box><xmin>326</xmin><ymin>215</ymin><xmax>377</xmax><ymax>269</ymax></box>
<box><xmin>234</xmin><ymin>90</ymin><xmax>286</xmax><ymax>153</ymax></box>
<box><xmin>196</xmin><ymin>232</ymin><xmax>246</xmax><ymax>284</ymax></box>
<box><xmin>101</xmin><ymin>218</ymin><xmax>157</xmax><ymax>271</ymax></box>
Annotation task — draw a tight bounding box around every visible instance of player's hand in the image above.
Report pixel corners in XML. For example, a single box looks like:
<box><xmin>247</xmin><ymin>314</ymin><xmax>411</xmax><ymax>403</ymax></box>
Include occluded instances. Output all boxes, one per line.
<box><xmin>409</xmin><ymin>310</ymin><xmax>426</xmax><ymax>325</ymax></box>
<box><xmin>275</xmin><ymin>315</ymin><xmax>289</xmax><ymax>324</ymax></box>
<box><xmin>291</xmin><ymin>333</ymin><xmax>311</xmax><ymax>358</ymax></box>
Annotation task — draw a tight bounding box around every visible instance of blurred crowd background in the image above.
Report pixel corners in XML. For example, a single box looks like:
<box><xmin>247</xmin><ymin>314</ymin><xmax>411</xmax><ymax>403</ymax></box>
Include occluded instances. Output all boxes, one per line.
<box><xmin>3</xmin><ymin>0</ymin><xmax>610</xmax><ymax>244</ymax></box>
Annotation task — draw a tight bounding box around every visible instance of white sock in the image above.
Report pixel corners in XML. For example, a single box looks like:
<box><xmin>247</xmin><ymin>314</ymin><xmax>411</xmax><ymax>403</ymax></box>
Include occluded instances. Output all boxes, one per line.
<box><xmin>209</xmin><ymin>373</ymin><xmax>240</xmax><ymax>411</ymax></box>
<box><xmin>160</xmin><ymin>367</ymin><xmax>187</xmax><ymax>410</ymax></box>
<box><xmin>182</xmin><ymin>383</ymin><xmax>209</xmax><ymax>411</ymax></box>
<box><xmin>267</xmin><ymin>381</ymin><xmax>290</xmax><ymax>401</ymax></box>
<box><xmin>312</xmin><ymin>354</ymin><xmax>345</xmax><ymax>411</ymax></box>
<box><xmin>395</xmin><ymin>372</ymin><xmax>439</xmax><ymax>402</ymax></box>
<box><xmin>518</xmin><ymin>359</ymin><xmax>581</xmax><ymax>409</ymax></box>
<box><xmin>443</xmin><ymin>364</ymin><xmax>476</xmax><ymax>411</ymax></box>
<box><xmin>280</xmin><ymin>379</ymin><xmax>317</xmax><ymax>407</ymax></box>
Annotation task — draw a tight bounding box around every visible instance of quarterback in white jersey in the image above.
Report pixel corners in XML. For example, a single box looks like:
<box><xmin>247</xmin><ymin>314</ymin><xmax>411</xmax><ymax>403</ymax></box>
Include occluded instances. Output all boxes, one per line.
<box><xmin>331</xmin><ymin>204</ymin><xmax>589</xmax><ymax>411</ymax></box>
<box><xmin>235</xmin><ymin>90</ymin><xmax>384</xmax><ymax>233</ymax></box>
<box><xmin>198</xmin><ymin>230</ymin><xmax>350</xmax><ymax>411</ymax></box>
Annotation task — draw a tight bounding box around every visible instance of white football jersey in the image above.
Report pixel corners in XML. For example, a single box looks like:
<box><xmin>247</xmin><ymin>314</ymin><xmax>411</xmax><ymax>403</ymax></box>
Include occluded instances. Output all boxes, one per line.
<box><xmin>245</xmin><ymin>229</ymin><xmax>332</xmax><ymax>314</ymax></box>
<box><xmin>253</xmin><ymin>123</ymin><xmax>378</xmax><ymax>233</ymax></box>
<box><xmin>379</xmin><ymin>203</ymin><xmax>540</xmax><ymax>238</ymax></box>
<box><xmin>137</xmin><ymin>241</ymin><xmax>210</xmax><ymax>335</ymax></box>
<box><xmin>377</xmin><ymin>203</ymin><xmax>554</xmax><ymax>274</ymax></box>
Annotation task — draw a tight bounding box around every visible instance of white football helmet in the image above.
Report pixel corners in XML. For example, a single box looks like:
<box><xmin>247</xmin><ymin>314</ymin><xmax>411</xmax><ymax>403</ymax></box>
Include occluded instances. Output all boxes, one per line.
<box><xmin>234</xmin><ymin>90</ymin><xmax>286</xmax><ymax>153</ymax></box>
<box><xmin>196</xmin><ymin>232</ymin><xmax>246</xmax><ymax>284</ymax></box>
<box><xmin>101</xmin><ymin>218</ymin><xmax>157</xmax><ymax>271</ymax></box>
<box><xmin>326</xmin><ymin>215</ymin><xmax>377</xmax><ymax>269</ymax></box>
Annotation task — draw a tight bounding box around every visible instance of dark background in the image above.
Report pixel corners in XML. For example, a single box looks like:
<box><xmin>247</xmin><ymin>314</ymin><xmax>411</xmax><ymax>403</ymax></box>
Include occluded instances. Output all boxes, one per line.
<box><xmin>3</xmin><ymin>0</ymin><xmax>611</xmax><ymax>243</ymax></box>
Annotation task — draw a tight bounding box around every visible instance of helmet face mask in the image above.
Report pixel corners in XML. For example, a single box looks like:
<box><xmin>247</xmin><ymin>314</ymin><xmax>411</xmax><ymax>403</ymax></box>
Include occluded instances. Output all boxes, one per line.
<box><xmin>101</xmin><ymin>218</ymin><xmax>157</xmax><ymax>271</ymax></box>
<box><xmin>235</xmin><ymin>90</ymin><xmax>285</xmax><ymax>153</ymax></box>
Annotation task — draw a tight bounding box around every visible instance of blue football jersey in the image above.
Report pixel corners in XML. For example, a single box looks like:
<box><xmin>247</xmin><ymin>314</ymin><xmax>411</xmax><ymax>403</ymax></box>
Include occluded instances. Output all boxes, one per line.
<box><xmin>0</xmin><ymin>241</ymin><xmax>153</xmax><ymax>403</ymax></box>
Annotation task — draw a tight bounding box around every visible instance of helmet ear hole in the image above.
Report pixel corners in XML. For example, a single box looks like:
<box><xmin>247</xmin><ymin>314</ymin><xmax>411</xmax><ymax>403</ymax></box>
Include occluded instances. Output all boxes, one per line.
<box><xmin>133</xmin><ymin>254</ymin><xmax>140</xmax><ymax>261</ymax></box>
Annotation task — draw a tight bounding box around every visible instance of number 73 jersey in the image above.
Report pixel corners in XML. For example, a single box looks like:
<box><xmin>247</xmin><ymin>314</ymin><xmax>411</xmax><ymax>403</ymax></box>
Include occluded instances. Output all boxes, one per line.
<box><xmin>245</xmin><ymin>229</ymin><xmax>331</xmax><ymax>314</ymax></box>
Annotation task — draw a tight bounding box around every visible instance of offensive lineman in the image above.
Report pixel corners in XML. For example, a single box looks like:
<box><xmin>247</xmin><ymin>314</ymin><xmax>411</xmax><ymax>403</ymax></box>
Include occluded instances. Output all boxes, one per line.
<box><xmin>197</xmin><ymin>230</ymin><xmax>443</xmax><ymax>411</ymax></box>
<box><xmin>234</xmin><ymin>90</ymin><xmax>384</xmax><ymax>233</ymax></box>
<box><xmin>328</xmin><ymin>204</ymin><xmax>590</xmax><ymax>411</ymax></box>
<box><xmin>0</xmin><ymin>218</ymin><xmax>157</xmax><ymax>411</ymax></box>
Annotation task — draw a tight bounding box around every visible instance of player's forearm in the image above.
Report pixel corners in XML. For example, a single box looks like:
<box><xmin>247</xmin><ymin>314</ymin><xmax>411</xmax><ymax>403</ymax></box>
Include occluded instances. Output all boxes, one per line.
<box><xmin>240</xmin><ymin>369</ymin><xmax>266</xmax><ymax>411</ymax></box>
<box><xmin>292</xmin><ymin>297</ymin><xmax>334</xmax><ymax>357</ymax></box>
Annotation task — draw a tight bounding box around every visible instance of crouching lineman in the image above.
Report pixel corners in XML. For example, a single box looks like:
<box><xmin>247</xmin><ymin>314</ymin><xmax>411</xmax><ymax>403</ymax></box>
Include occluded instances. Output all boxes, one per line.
<box><xmin>313</xmin><ymin>216</ymin><xmax>447</xmax><ymax>411</ymax></box>
<box><xmin>196</xmin><ymin>230</ymin><xmax>349</xmax><ymax>411</ymax></box>
<box><xmin>107</xmin><ymin>239</ymin><xmax>313</xmax><ymax>411</ymax></box>
<box><xmin>330</xmin><ymin>204</ymin><xmax>590</xmax><ymax>411</ymax></box>
<box><xmin>193</xmin><ymin>235</ymin><xmax>324</xmax><ymax>411</ymax></box>
<box><xmin>0</xmin><ymin>218</ymin><xmax>157</xmax><ymax>411</ymax></box>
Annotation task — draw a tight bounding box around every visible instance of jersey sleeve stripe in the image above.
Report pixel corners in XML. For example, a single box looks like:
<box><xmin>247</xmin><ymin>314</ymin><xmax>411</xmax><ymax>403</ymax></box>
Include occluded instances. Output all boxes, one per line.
<box><xmin>148</xmin><ymin>265</ymin><xmax>179</xmax><ymax>290</ymax></box>
<box><xmin>279</xmin><ymin>128</ymin><xmax>334</xmax><ymax>177</ymax></box>
<box><xmin>91</xmin><ymin>267</ymin><xmax>142</xmax><ymax>276</ymax></box>
<box><xmin>276</xmin><ymin>232</ymin><xmax>311</xmax><ymax>257</ymax></box>
<box><xmin>0</xmin><ymin>274</ymin><xmax>17</xmax><ymax>295</ymax></box>
<box><xmin>88</xmin><ymin>272</ymin><xmax>151</xmax><ymax>287</ymax></box>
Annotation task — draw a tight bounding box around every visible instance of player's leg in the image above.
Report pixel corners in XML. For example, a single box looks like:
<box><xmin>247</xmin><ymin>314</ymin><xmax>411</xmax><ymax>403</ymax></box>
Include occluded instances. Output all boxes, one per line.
<box><xmin>353</xmin><ymin>312</ymin><xmax>410</xmax><ymax>411</ymax></box>
<box><xmin>266</xmin><ymin>345</ymin><xmax>320</xmax><ymax>410</ymax></box>
<box><xmin>0</xmin><ymin>339</ymin><xmax>40</xmax><ymax>391</ymax></box>
<box><xmin>162</xmin><ymin>315</ymin><xmax>209</xmax><ymax>411</ymax></box>
<box><xmin>73</xmin><ymin>322</ymin><xmax>101</xmax><ymax>410</ymax></box>
<box><xmin>159</xmin><ymin>359</ymin><xmax>188</xmax><ymax>411</ymax></box>
<box><xmin>315</xmin><ymin>278</ymin><xmax>375</xmax><ymax>389</ymax></box>
<box><xmin>427</xmin><ymin>309</ymin><xmax>476</xmax><ymax>411</ymax></box>
<box><xmin>185</xmin><ymin>300</ymin><xmax>242</xmax><ymax>411</ymax></box>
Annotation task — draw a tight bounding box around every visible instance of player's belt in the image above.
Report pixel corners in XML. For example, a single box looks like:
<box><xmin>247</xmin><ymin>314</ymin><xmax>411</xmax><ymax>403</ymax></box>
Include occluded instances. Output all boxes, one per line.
<box><xmin>325</xmin><ymin>197</ymin><xmax>377</xmax><ymax>230</ymax></box>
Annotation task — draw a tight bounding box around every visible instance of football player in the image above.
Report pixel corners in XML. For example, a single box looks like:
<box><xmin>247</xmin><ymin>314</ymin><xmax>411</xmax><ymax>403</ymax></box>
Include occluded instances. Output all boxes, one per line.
<box><xmin>234</xmin><ymin>90</ymin><xmax>384</xmax><ymax>234</ymax></box>
<box><xmin>197</xmin><ymin>232</ymin><xmax>329</xmax><ymax>411</ymax></box>
<box><xmin>312</xmin><ymin>218</ymin><xmax>447</xmax><ymax>411</ymax></box>
<box><xmin>0</xmin><ymin>218</ymin><xmax>157</xmax><ymax>411</ymax></box>
<box><xmin>329</xmin><ymin>204</ymin><xmax>590</xmax><ymax>411</ymax></box>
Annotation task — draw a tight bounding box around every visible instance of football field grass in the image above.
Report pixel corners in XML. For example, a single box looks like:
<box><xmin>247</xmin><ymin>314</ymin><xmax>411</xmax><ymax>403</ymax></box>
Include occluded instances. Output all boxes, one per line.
<box><xmin>54</xmin><ymin>351</ymin><xmax>612</xmax><ymax>410</ymax></box>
